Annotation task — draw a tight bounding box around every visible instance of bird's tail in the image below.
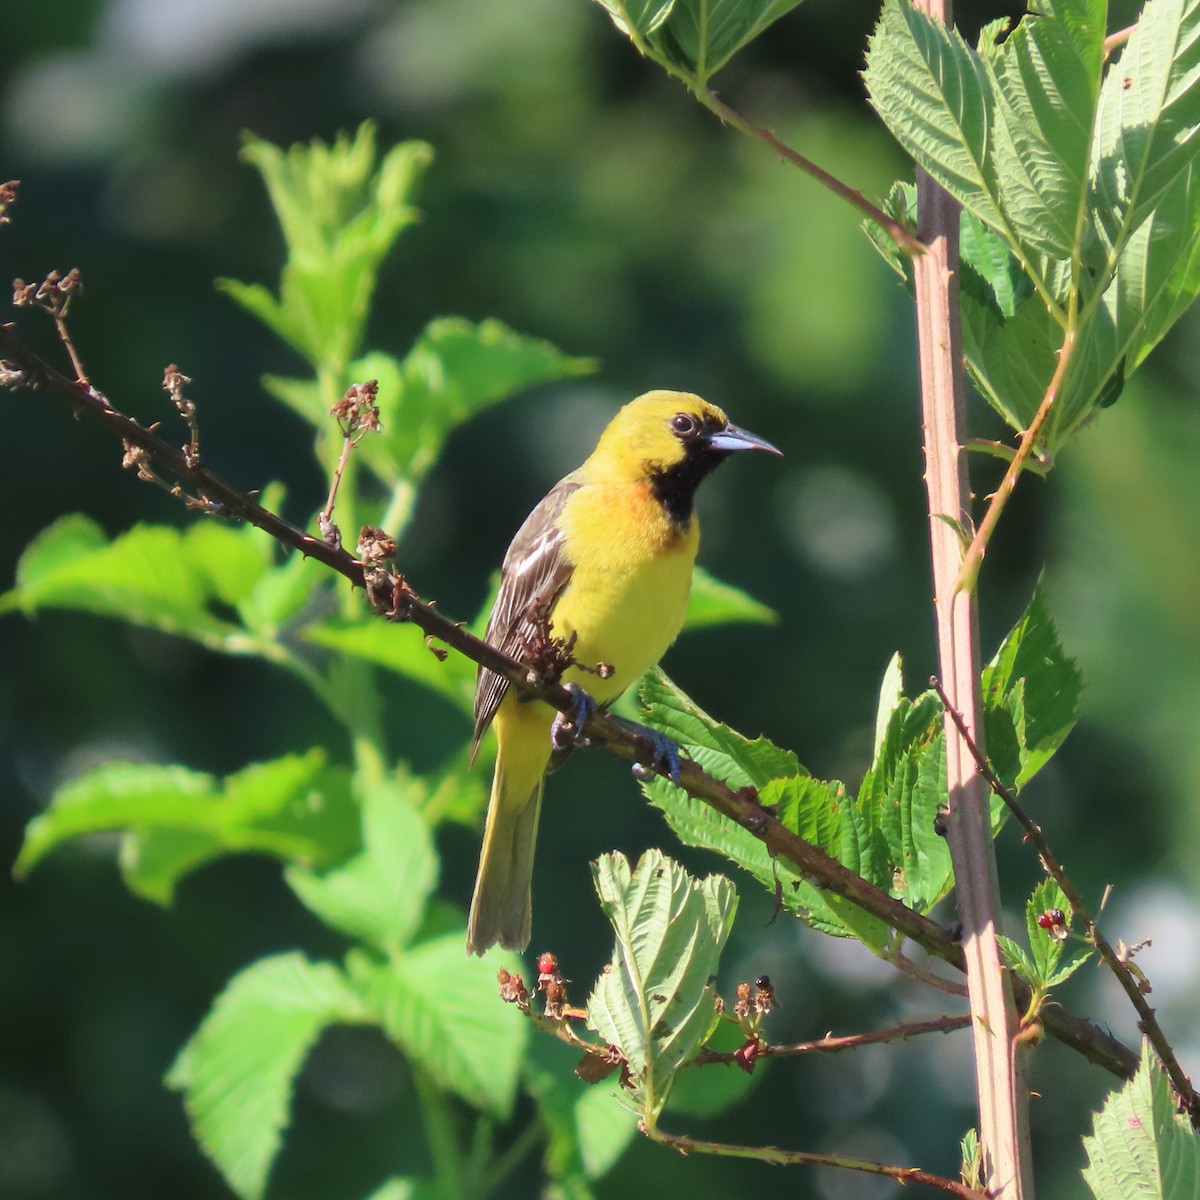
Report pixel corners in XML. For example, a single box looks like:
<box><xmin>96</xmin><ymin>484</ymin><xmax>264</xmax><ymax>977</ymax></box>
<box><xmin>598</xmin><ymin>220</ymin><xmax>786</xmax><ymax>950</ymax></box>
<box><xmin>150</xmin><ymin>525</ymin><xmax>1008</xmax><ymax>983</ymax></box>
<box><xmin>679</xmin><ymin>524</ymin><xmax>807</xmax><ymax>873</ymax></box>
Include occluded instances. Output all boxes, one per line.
<box><xmin>466</xmin><ymin>745</ymin><xmax>546</xmax><ymax>955</ymax></box>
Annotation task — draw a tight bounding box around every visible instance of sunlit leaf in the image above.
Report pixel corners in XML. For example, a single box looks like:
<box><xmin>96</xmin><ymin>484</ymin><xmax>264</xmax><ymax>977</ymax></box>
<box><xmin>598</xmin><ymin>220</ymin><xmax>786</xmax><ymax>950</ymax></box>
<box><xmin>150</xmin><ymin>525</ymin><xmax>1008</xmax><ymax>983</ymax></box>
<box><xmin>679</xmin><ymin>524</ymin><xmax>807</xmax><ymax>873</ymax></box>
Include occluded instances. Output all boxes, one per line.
<box><xmin>303</xmin><ymin>618</ymin><xmax>476</xmax><ymax>715</ymax></box>
<box><xmin>586</xmin><ymin>850</ymin><xmax>735</xmax><ymax>1119</ymax></box>
<box><xmin>167</xmin><ymin>953</ymin><xmax>362</xmax><ymax>1200</ymax></box>
<box><xmin>683</xmin><ymin>565</ymin><xmax>777</xmax><ymax>629</ymax></box>
<box><xmin>865</xmin><ymin>0</ymin><xmax>1002</xmax><ymax>229</ymax></box>
<box><xmin>350</xmin><ymin>932</ymin><xmax>525</xmax><ymax>1118</ymax></box>
<box><xmin>1082</xmin><ymin>1042</ymin><xmax>1200</xmax><ymax>1199</ymax></box>
<box><xmin>17</xmin><ymin>752</ymin><xmax>358</xmax><ymax>903</ymax></box>
<box><xmin>595</xmin><ymin>0</ymin><xmax>806</xmax><ymax>85</ymax></box>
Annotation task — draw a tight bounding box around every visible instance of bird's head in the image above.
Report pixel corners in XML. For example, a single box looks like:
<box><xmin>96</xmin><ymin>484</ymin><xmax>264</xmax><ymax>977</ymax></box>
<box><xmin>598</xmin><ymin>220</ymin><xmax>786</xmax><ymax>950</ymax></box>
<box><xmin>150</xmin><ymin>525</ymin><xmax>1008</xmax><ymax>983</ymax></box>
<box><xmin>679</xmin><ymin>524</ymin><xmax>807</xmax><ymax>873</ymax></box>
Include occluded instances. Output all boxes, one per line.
<box><xmin>586</xmin><ymin>390</ymin><xmax>780</xmax><ymax>522</ymax></box>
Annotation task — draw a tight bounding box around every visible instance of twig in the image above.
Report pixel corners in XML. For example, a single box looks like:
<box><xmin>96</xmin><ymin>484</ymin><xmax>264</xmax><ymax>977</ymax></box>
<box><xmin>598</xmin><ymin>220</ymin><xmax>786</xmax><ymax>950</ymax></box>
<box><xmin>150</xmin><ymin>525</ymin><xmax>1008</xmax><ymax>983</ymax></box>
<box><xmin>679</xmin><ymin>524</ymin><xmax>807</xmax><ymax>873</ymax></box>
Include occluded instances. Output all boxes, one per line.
<box><xmin>891</xmin><ymin>950</ymin><xmax>969</xmax><ymax>997</ymax></box>
<box><xmin>695</xmin><ymin>1013</ymin><xmax>971</xmax><ymax>1066</ymax></box>
<box><xmin>0</xmin><ymin>318</ymin><xmax>1144</xmax><ymax>1088</ymax></box>
<box><xmin>933</xmin><ymin>677</ymin><xmax>1200</xmax><ymax>1122</ymax></box>
<box><xmin>956</xmin><ymin>328</ymin><xmax>1076</xmax><ymax>594</ymax></box>
<box><xmin>699</xmin><ymin>90</ymin><xmax>926</xmax><ymax>259</ymax></box>
<box><xmin>608</xmin><ymin>7</ymin><xmax>924</xmax><ymax>259</ymax></box>
<box><xmin>645</xmin><ymin>1123</ymin><xmax>985</xmax><ymax>1199</ymax></box>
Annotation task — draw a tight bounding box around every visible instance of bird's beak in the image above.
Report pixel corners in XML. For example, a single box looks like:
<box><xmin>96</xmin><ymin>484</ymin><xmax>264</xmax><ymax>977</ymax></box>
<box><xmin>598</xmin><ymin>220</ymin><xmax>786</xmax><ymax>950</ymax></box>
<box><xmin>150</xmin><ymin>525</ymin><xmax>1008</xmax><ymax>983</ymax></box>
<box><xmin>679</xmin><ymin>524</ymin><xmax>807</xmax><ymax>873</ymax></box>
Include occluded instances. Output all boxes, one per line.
<box><xmin>708</xmin><ymin>422</ymin><xmax>782</xmax><ymax>456</ymax></box>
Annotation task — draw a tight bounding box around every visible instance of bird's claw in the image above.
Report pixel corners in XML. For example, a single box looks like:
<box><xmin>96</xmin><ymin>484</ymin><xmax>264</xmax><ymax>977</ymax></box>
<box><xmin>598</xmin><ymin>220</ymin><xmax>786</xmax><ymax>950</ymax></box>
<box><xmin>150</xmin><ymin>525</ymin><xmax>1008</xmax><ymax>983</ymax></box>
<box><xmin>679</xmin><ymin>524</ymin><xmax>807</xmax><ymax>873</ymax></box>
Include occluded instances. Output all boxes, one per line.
<box><xmin>631</xmin><ymin>729</ymin><xmax>683</xmax><ymax>786</ymax></box>
<box><xmin>551</xmin><ymin>683</ymin><xmax>596</xmax><ymax>752</ymax></box>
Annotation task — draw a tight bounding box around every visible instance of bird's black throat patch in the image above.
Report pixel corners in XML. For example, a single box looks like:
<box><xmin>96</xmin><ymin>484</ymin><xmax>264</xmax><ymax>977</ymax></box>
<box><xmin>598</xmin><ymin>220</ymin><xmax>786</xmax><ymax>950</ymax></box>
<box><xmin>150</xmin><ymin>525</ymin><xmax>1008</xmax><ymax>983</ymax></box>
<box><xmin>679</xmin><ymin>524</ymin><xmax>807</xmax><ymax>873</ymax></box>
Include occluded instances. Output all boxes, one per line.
<box><xmin>649</xmin><ymin>446</ymin><xmax>729</xmax><ymax>525</ymax></box>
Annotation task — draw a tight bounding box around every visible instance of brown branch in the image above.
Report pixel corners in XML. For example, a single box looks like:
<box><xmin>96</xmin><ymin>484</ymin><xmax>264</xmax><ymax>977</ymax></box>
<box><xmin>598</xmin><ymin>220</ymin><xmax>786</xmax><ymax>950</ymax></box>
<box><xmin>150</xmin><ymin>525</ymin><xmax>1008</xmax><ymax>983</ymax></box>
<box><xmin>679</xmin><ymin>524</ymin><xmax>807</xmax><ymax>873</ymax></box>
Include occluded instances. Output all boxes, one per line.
<box><xmin>934</xmin><ymin>677</ymin><xmax>1200</xmax><ymax>1122</ymax></box>
<box><xmin>645</xmin><ymin>1123</ymin><xmax>985</xmax><ymax>1199</ymax></box>
<box><xmin>699</xmin><ymin>91</ymin><xmax>926</xmax><ymax>259</ymax></box>
<box><xmin>694</xmin><ymin>1013</ymin><xmax>972</xmax><ymax>1067</ymax></box>
<box><xmin>910</xmin><ymin>0</ymin><xmax>1033</xmax><ymax>1182</ymax></box>
<box><xmin>0</xmin><ymin>317</ymin><xmax>1143</xmax><ymax>1089</ymax></box>
<box><xmin>956</xmin><ymin>328</ymin><xmax>1076</xmax><ymax>594</ymax></box>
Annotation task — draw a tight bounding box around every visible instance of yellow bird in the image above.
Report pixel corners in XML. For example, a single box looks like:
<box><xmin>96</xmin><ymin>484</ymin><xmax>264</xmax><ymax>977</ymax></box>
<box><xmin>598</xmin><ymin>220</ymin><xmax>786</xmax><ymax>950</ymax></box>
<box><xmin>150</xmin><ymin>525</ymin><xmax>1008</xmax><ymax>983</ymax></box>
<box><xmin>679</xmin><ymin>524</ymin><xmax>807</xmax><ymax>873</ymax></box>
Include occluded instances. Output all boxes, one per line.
<box><xmin>467</xmin><ymin>390</ymin><xmax>780</xmax><ymax>955</ymax></box>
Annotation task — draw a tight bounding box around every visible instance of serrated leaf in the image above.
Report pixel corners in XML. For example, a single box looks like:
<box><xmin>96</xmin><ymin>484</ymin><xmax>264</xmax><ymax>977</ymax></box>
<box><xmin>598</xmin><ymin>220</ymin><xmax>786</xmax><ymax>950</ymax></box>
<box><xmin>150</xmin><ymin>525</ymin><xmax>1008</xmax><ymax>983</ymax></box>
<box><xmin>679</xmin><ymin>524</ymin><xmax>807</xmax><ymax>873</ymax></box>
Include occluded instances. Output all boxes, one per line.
<box><xmin>996</xmin><ymin>934</ymin><xmax>1038</xmax><ymax>985</ymax></box>
<box><xmin>222</xmin><ymin>126</ymin><xmax>432</xmax><ymax>374</ymax></box>
<box><xmin>865</xmin><ymin>0</ymin><xmax>1002</xmax><ymax>229</ymax></box>
<box><xmin>644</xmin><ymin>780</ymin><xmax>854</xmax><ymax>938</ymax></box>
<box><xmin>983</xmin><ymin>582</ymin><xmax>1081</xmax><ymax>790</ymax></box>
<box><xmin>357</xmin><ymin>319</ymin><xmax>595</xmax><ymax>489</ymax></box>
<box><xmin>984</xmin><ymin>0</ymin><xmax>1106</xmax><ymax>261</ymax></box>
<box><xmin>303</xmin><ymin>618</ymin><xmax>476</xmax><ymax>715</ymax></box>
<box><xmin>663</xmin><ymin>1016</ymin><xmax>761</xmax><ymax>1117</ymax></box>
<box><xmin>525</xmin><ymin>1036</ymin><xmax>639</xmax><ymax>1190</ymax></box>
<box><xmin>1091</xmin><ymin>0</ymin><xmax>1200</xmax><ymax>255</ymax></box>
<box><xmin>961</xmin><ymin>199</ymin><xmax>1035</xmax><ymax>320</ymax></box>
<box><xmin>350</xmin><ymin>933</ymin><xmax>525</xmax><ymax>1118</ymax></box>
<box><xmin>1082</xmin><ymin>1042</ymin><xmax>1200</xmax><ymax>1198</ymax></box>
<box><xmin>961</xmin><ymin>289</ymin><xmax>1061</xmax><ymax>434</ymax></box>
<box><xmin>18</xmin><ymin>752</ymin><xmax>358</xmax><ymax>902</ymax></box>
<box><xmin>595</xmin><ymin>0</ymin><xmax>805</xmax><ymax>85</ymax></box>
<box><xmin>1023</xmin><ymin>878</ymin><xmax>1072</xmax><ymax>986</ymax></box>
<box><xmin>873</xmin><ymin>652</ymin><xmax>906</xmax><ymax>760</ymax></box>
<box><xmin>860</xmin><ymin>685</ymin><xmax>952</xmax><ymax>912</ymax></box>
<box><xmin>586</xmin><ymin>851</ymin><xmax>735</xmax><ymax>1119</ymax></box>
<box><xmin>286</xmin><ymin>778</ymin><xmax>437</xmax><ymax>951</ymax></box>
<box><xmin>683</xmin><ymin>565</ymin><xmax>777</xmax><ymax>629</ymax></box>
<box><xmin>638</xmin><ymin>668</ymin><xmax>802</xmax><ymax>787</ymax></box>
<box><xmin>1</xmin><ymin>517</ymin><xmax>258</xmax><ymax>647</ymax></box>
<box><xmin>166</xmin><ymin>953</ymin><xmax>362</xmax><ymax>1200</ymax></box>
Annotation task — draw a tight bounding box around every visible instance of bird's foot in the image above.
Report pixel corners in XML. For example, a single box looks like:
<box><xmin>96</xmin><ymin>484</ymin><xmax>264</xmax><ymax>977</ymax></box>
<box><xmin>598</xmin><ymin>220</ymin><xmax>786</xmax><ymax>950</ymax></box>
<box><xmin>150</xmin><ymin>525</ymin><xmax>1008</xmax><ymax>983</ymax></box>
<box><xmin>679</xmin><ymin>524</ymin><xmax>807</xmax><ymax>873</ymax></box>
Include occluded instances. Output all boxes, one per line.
<box><xmin>630</xmin><ymin>727</ymin><xmax>683</xmax><ymax>786</ymax></box>
<box><xmin>551</xmin><ymin>683</ymin><xmax>597</xmax><ymax>752</ymax></box>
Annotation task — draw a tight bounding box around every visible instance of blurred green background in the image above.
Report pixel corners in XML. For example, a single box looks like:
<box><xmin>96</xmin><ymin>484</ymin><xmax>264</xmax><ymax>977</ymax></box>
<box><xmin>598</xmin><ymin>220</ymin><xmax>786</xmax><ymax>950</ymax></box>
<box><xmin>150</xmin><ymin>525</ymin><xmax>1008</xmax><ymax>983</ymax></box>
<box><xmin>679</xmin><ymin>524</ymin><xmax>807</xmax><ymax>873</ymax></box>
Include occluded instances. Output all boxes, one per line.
<box><xmin>2</xmin><ymin>1</ymin><xmax>1199</xmax><ymax>1198</ymax></box>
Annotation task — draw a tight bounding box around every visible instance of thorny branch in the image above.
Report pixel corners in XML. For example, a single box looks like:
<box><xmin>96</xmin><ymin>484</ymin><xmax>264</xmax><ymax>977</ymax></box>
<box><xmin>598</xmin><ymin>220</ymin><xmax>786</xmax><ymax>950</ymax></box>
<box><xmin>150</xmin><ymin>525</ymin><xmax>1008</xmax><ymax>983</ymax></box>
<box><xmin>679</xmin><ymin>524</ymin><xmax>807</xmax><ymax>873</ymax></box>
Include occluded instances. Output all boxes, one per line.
<box><xmin>934</xmin><ymin>678</ymin><xmax>1200</xmax><ymax>1124</ymax></box>
<box><xmin>505</xmin><ymin>962</ymin><xmax>981</xmax><ymax>1199</ymax></box>
<box><xmin>0</xmin><ymin>303</ymin><xmax>1152</xmax><ymax>1094</ymax></box>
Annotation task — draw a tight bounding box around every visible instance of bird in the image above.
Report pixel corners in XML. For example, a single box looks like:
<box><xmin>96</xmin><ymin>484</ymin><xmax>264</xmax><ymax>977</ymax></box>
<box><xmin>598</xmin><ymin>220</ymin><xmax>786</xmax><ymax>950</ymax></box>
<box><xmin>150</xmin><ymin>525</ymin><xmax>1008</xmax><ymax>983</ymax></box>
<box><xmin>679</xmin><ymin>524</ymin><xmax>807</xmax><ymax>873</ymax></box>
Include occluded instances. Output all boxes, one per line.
<box><xmin>466</xmin><ymin>389</ymin><xmax>780</xmax><ymax>955</ymax></box>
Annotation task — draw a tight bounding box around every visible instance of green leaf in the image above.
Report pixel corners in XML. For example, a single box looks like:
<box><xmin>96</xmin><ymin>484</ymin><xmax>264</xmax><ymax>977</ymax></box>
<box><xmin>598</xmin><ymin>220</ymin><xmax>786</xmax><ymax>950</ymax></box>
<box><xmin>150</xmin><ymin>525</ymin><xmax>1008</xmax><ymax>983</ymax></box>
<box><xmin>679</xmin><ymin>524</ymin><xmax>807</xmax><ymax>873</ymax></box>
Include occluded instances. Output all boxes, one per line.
<box><xmin>683</xmin><ymin>565</ymin><xmax>777</xmax><ymax>629</ymax></box>
<box><xmin>350</xmin><ymin>932</ymin><xmax>526</xmax><ymax>1118</ymax></box>
<box><xmin>1082</xmin><ymin>1042</ymin><xmax>1200</xmax><ymax>1198</ymax></box>
<box><xmin>18</xmin><ymin>753</ymin><xmax>358</xmax><ymax>902</ymax></box>
<box><xmin>0</xmin><ymin>516</ymin><xmax>275</xmax><ymax>649</ymax></box>
<box><xmin>595</xmin><ymin>0</ymin><xmax>806</xmax><ymax>86</ymax></box>
<box><xmin>286</xmin><ymin>778</ymin><xmax>438</xmax><ymax>951</ymax></box>
<box><xmin>525</xmin><ymin>1037</ymin><xmax>639</xmax><ymax>1191</ymax></box>
<box><xmin>663</xmin><ymin>1017</ymin><xmax>762</xmax><ymax>1117</ymax></box>
<box><xmin>222</xmin><ymin>126</ymin><xmax>433</xmax><ymax>375</ymax></box>
<box><xmin>638</xmin><ymin>669</ymin><xmax>802</xmax><ymax>787</ymax></box>
<box><xmin>960</xmin><ymin>206</ymin><xmax>1034</xmax><ymax>320</ymax></box>
<box><xmin>982</xmin><ymin>582</ymin><xmax>1081</xmax><ymax>790</ymax></box>
<box><xmin>996</xmin><ymin>934</ymin><xmax>1038</xmax><ymax>986</ymax></box>
<box><xmin>362</xmin><ymin>319</ymin><xmax>594</xmax><ymax>486</ymax></box>
<box><xmin>865</xmin><ymin>0</ymin><xmax>1002</xmax><ymax>229</ymax></box>
<box><xmin>586</xmin><ymin>850</ymin><xmax>736</xmax><ymax>1119</ymax></box>
<box><xmin>166</xmin><ymin>953</ymin><xmax>362</xmax><ymax>1200</ymax></box>
<box><xmin>961</xmin><ymin>277</ymin><xmax>1062</xmax><ymax>436</ymax></box>
<box><xmin>859</xmin><ymin>670</ymin><xmax>952</xmax><ymax>912</ymax></box>
<box><xmin>1091</xmin><ymin>0</ymin><xmax>1200</xmax><ymax>255</ymax></box>
<box><xmin>303</xmin><ymin>617</ymin><xmax>476</xmax><ymax>715</ymax></box>
<box><xmin>1024</xmin><ymin>877</ymin><xmax>1071</xmax><ymax>986</ymax></box>
<box><xmin>983</xmin><ymin>0</ymin><xmax>1106</xmax><ymax>261</ymax></box>
<box><xmin>638</xmin><ymin>670</ymin><xmax>893</xmax><ymax>942</ymax></box>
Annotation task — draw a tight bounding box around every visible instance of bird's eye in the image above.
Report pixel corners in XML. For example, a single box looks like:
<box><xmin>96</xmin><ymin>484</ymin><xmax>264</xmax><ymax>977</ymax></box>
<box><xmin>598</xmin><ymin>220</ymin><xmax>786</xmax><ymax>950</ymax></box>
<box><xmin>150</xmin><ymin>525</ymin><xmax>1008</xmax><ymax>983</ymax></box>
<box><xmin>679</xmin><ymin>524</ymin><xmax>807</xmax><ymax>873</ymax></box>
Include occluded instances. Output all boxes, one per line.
<box><xmin>670</xmin><ymin>413</ymin><xmax>697</xmax><ymax>436</ymax></box>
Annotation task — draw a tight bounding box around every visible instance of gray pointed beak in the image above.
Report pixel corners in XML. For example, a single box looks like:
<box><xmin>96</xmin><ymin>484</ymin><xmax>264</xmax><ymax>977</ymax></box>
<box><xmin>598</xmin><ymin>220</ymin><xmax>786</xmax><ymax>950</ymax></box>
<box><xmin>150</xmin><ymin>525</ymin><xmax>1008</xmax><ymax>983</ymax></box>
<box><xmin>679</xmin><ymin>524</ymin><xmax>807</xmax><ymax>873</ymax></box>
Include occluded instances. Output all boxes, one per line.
<box><xmin>708</xmin><ymin>422</ymin><xmax>782</xmax><ymax>456</ymax></box>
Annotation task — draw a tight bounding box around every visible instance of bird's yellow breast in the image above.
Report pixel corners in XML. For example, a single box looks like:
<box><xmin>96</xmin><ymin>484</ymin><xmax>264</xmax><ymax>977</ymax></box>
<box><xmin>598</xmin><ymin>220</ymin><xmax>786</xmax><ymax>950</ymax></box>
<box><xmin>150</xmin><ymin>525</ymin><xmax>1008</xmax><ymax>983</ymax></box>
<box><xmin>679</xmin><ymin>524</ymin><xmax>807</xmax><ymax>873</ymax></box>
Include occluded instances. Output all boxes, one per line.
<box><xmin>553</xmin><ymin>480</ymin><xmax>698</xmax><ymax>705</ymax></box>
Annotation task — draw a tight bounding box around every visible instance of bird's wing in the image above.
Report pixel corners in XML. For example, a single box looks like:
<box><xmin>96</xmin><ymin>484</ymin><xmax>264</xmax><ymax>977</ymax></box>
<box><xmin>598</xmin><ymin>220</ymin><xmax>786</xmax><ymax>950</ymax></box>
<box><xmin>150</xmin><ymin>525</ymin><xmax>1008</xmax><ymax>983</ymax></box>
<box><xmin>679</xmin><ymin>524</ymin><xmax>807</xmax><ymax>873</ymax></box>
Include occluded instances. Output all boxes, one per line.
<box><xmin>470</xmin><ymin>478</ymin><xmax>580</xmax><ymax>760</ymax></box>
